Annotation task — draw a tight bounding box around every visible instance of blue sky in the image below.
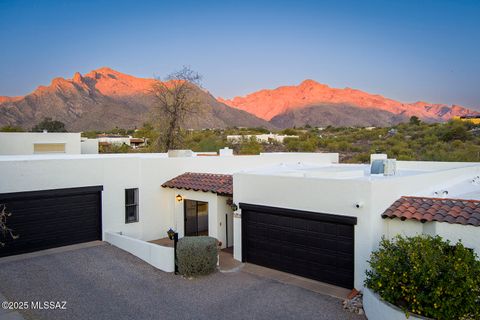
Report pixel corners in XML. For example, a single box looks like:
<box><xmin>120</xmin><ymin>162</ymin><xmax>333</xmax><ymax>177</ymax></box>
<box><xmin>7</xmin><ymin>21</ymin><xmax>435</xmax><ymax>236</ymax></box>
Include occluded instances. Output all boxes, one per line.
<box><xmin>0</xmin><ymin>0</ymin><xmax>479</xmax><ymax>109</ymax></box>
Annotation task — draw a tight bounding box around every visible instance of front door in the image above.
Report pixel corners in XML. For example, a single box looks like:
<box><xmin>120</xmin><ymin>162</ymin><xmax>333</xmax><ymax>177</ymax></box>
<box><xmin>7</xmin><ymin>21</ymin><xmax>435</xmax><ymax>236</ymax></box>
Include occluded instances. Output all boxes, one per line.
<box><xmin>184</xmin><ymin>200</ymin><xmax>208</xmax><ymax>236</ymax></box>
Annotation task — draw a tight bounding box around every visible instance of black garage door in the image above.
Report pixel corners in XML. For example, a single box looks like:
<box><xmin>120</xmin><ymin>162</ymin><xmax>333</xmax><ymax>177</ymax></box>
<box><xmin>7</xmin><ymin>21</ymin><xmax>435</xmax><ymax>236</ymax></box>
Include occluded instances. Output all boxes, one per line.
<box><xmin>241</xmin><ymin>203</ymin><xmax>356</xmax><ymax>289</ymax></box>
<box><xmin>0</xmin><ymin>186</ymin><xmax>103</xmax><ymax>258</ymax></box>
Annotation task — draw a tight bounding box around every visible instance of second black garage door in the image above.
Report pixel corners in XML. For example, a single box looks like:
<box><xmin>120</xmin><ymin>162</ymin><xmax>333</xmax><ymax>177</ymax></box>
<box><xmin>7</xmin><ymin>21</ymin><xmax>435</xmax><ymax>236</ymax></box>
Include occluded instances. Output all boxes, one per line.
<box><xmin>0</xmin><ymin>186</ymin><xmax>103</xmax><ymax>258</ymax></box>
<box><xmin>241</xmin><ymin>203</ymin><xmax>356</xmax><ymax>289</ymax></box>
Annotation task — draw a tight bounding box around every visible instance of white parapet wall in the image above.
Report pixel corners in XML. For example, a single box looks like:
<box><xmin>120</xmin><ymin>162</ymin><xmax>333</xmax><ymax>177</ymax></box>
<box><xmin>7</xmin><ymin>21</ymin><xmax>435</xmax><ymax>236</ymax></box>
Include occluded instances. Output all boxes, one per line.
<box><xmin>0</xmin><ymin>132</ymin><xmax>82</xmax><ymax>155</ymax></box>
<box><xmin>105</xmin><ymin>231</ymin><xmax>175</xmax><ymax>272</ymax></box>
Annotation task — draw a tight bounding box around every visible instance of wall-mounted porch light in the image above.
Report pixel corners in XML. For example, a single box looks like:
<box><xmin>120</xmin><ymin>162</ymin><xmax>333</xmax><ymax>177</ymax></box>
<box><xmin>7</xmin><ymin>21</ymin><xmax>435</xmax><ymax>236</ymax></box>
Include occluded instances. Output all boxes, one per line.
<box><xmin>176</xmin><ymin>194</ymin><xmax>183</xmax><ymax>202</ymax></box>
<box><xmin>167</xmin><ymin>228</ymin><xmax>176</xmax><ymax>240</ymax></box>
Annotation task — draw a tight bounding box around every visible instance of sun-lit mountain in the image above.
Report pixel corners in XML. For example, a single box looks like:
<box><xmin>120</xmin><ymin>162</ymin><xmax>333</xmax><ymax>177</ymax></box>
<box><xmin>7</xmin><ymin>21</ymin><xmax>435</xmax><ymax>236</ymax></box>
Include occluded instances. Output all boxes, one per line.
<box><xmin>219</xmin><ymin>80</ymin><xmax>476</xmax><ymax>128</ymax></box>
<box><xmin>0</xmin><ymin>68</ymin><xmax>273</xmax><ymax>131</ymax></box>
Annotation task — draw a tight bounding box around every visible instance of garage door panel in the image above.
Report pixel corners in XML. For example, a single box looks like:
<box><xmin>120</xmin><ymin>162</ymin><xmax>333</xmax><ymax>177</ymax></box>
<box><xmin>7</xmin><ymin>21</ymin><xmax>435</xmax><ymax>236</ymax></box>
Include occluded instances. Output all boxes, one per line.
<box><xmin>0</xmin><ymin>186</ymin><xmax>102</xmax><ymax>257</ymax></box>
<box><xmin>13</xmin><ymin>194</ymin><xmax>99</xmax><ymax>211</ymax></box>
<box><xmin>242</xmin><ymin>203</ymin><xmax>356</xmax><ymax>289</ymax></box>
<box><xmin>336</xmin><ymin>239</ymin><xmax>354</xmax><ymax>253</ymax></box>
<box><xmin>308</xmin><ymin>220</ymin><xmax>339</xmax><ymax>235</ymax></box>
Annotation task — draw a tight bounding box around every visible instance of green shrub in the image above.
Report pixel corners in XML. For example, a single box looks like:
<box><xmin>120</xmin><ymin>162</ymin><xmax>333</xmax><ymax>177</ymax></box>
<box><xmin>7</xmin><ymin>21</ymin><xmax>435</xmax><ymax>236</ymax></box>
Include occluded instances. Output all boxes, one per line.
<box><xmin>365</xmin><ymin>235</ymin><xmax>480</xmax><ymax>320</ymax></box>
<box><xmin>177</xmin><ymin>236</ymin><xmax>218</xmax><ymax>277</ymax></box>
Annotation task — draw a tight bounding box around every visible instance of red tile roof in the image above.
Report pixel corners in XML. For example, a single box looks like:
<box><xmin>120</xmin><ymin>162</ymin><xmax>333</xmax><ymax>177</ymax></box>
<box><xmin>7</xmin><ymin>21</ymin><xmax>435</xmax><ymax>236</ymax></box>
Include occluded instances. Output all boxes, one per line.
<box><xmin>161</xmin><ymin>172</ymin><xmax>233</xmax><ymax>196</ymax></box>
<box><xmin>382</xmin><ymin>196</ymin><xmax>480</xmax><ymax>227</ymax></box>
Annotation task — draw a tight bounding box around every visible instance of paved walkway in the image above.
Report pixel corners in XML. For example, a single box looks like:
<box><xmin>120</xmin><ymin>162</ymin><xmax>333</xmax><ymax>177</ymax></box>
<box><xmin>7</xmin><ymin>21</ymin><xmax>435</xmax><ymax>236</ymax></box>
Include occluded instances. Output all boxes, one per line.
<box><xmin>218</xmin><ymin>249</ymin><xmax>351</xmax><ymax>299</ymax></box>
<box><xmin>0</xmin><ymin>244</ymin><xmax>364</xmax><ymax>320</ymax></box>
<box><xmin>242</xmin><ymin>263</ymin><xmax>351</xmax><ymax>299</ymax></box>
<box><xmin>218</xmin><ymin>248</ymin><xmax>244</xmax><ymax>273</ymax></box>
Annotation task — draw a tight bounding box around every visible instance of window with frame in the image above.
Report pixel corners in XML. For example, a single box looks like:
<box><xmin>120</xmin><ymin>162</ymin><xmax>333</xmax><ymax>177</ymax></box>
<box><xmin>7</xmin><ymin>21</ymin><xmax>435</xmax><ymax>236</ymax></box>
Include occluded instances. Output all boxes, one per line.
<box><xmin>125</xmin><ymin>188</ymin><xmax>139</xmax><ymax>223</ymax></box>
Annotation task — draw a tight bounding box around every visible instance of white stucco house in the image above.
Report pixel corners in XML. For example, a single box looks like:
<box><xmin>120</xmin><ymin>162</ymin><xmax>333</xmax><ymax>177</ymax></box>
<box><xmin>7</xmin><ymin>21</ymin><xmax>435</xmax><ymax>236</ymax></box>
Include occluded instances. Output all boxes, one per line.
<box><xmin>0</xmin><ymin>132</ymin><xmax>98</xmax><ymax>155</ymax></box>
<box><xmin>227</xmin><ymin>133</ymin><xmax>299</xmax><ymax>143</ymax></box>
<box><xmin>96</xmin><ymin>134</ymin><xmax>146</xmax><ymax>149</ymax></box>
<box><xmin>0</xmin><ymin>151</ymin><xmax>478</xmax><ymax>293</ymax></box>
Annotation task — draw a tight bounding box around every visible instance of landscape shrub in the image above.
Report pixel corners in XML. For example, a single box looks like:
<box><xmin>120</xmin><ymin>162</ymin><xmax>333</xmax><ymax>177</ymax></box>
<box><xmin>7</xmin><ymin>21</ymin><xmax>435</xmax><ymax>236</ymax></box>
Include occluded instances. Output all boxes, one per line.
<box><xmin>365</xmin><ymin>235</ymin><xmax>480</xmax><ymax>320</ymax></box>
<box><xmin>177</xmin><ymin>236</ymin><xmax>218</xmax><ymax>277</ymax></box>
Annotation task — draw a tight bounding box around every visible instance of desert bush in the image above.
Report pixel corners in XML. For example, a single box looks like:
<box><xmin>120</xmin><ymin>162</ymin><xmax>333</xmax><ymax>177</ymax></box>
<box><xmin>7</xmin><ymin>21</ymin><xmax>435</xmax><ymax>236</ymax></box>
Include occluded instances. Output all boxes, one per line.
<box><xmin>177</xmin><ymin>236</ymin><xmax>218</xmax><ymax>277</ymax></box>
<box><xmin>238</xmin><ymin>137</ymin><xmax>263</xmax><ymax>155</ymax></box>
<box><xmin>438</xmin><ymin>120</ymin><xmax>470</xmax><ymax>142</ymax></box>
<box><xmin>365</xmin><ymin>235</ymin><xmax>480</xmax><ymax>320</ymax></box>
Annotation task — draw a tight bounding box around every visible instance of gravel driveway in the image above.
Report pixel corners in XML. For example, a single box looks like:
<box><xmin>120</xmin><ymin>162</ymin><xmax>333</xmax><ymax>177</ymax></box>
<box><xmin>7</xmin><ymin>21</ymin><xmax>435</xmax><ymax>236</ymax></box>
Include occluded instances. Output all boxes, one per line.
<box><xmin>0</xmin><ymin>243</ymin><xmax>365</xmax><ymax>320</ymax></box>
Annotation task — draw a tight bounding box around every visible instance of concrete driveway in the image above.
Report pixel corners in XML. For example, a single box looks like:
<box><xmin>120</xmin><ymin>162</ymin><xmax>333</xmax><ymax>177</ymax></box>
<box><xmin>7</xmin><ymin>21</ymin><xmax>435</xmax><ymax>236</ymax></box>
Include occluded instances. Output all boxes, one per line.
<box><xmin>0</xmin><ymin>243</ymin><xmax>365</xmax><ymax>320</ymax></box>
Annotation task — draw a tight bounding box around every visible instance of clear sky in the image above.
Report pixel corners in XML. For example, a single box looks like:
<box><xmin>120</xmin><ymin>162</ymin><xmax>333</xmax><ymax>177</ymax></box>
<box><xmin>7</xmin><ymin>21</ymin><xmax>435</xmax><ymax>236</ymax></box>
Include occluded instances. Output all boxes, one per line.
<box><xmin>0</xmin><ymin>0</ymin><xmax>479</xmax><ymax>109</ymax></box>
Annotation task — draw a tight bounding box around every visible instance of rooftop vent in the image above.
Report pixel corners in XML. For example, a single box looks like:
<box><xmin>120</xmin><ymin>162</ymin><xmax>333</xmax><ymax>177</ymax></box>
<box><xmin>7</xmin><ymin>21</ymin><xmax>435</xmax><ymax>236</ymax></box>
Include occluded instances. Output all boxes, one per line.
<box><xmin>370</xmin><ymin>156</ymin><xmax>397</xmax><ymax>176</ymax></box>
<box><xmin>371</xmin><ymin>159</ymin><xmax>385</xmax><ymax>174</ymax></box>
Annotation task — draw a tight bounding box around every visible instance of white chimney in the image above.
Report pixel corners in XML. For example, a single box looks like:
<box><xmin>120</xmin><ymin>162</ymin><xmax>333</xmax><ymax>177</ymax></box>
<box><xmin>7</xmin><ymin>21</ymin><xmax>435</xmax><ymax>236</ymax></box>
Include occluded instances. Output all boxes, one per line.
<box><xmin>370</xmin><ymin>153</ymin><xmax>387</xmax><ymax>164</ymax></box>
<box><xmin>219</xmin><ymin>147</ymin><xmax>233</xmax><ymax>157</ymax></box>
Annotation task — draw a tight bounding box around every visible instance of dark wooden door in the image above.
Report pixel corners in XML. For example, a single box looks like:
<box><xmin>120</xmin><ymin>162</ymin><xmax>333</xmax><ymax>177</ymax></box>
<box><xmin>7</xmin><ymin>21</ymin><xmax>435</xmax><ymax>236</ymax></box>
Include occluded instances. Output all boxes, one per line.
<box><xmin>241</xmin><ymin>203</ymin><xmax>356</xmax><ymax>289</ymax></box>
<box><xmin>0</xmin><ymin>186</ymin><xmax>103</xmax><ymax>257</ymax></box>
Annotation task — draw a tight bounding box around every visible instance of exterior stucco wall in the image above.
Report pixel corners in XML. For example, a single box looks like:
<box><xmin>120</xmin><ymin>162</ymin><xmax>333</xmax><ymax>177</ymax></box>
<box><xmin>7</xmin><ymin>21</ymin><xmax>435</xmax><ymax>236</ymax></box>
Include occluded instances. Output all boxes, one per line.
<box><xmin>0</xmin><ymin>132</ymin><xmax>81</xmax><ymax>155</ymax></box>
<box><xmin>384</xmin><ymin>219</ymin><xmax>424</xmax><ymax>238</ymax></box>
<box><xmin>81</xmin><ymin>139</ymin><xmax>99</xmax><ymax>154</ymax></box>
<box><xmin>435</xmin><ymin>222</ymin><xmax>480</xmax><ymax>256</ymax></box>
<box><xmin>0</xmin><ymin>152</ymin><xmax>336</xmax><ymax>243</ymax></box>
<box><xmin>387</xmin><ymin>218</ymin><xmax>480</xmax><ymax>255</ymax></box>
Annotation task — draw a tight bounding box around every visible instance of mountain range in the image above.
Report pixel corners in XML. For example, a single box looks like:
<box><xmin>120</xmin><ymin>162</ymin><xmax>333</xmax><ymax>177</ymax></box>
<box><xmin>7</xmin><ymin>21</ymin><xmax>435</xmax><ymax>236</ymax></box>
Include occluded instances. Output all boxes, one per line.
<box><xmin>0</xmin><ymin>68</ymin><xmax>271</xmax><ymax>131</ymax></box>
<box><xmin>0</xmin><ymin>68</ymin><xmax>476</xmax><ymax>131</ymax></box>
<box><xmin>219</xmin><ymin>80</ymin><xmax>476</xmax><ymax>128</ymax></box>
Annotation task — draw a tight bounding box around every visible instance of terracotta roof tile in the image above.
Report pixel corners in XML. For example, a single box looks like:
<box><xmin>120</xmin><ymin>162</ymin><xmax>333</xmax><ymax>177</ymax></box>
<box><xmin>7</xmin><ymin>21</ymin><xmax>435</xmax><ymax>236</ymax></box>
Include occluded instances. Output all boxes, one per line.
<box><xmin>382</xmin><ymin>196</ymin><xmax>480</xmax><ymax>227</ymax></box>
<box><xmin>161</xmin><ymin>172</ymin><xmax>233</xmax><ymax>196</ymax></box>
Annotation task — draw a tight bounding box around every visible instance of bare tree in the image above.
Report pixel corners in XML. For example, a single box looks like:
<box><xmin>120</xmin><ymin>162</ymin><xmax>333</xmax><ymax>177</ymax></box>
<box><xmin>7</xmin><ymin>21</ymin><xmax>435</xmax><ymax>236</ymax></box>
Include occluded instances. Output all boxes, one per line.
<box><xmin>0</xmin><ymin>204</ymin><xmax>19</xmax><ymax>247</ymax></box>
<box><xmin>151</xmin><ymin>67</ymin><xmax>203</xmax><ymax>152</ymax></box>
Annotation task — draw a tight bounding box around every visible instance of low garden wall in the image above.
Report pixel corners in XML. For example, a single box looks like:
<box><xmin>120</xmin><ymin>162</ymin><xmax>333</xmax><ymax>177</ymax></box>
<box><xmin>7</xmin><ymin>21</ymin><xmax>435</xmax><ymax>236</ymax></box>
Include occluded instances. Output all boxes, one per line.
<box><xmin>105</xmin><ymin>231</ymin><xmax>175</xmax><ymax>272</ymax></box>
<box><xmin>363</xmin><ymin>288</ymin><xmax>431</xmax><ymax>320</ymax></box>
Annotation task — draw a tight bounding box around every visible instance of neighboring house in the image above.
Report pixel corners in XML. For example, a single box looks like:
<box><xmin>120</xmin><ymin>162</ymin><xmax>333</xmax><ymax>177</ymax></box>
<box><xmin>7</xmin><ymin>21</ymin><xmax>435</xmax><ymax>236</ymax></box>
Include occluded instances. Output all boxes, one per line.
<box><xmin>227</xmin><ymin>133</ymin><xmax>299</xmax><ymax>143</ymax></box>
<box><xmin>453</xmin><ymin>115</ymin><xmax>480</xmax><ymax>125</ymax></box>
<box><xmin>97</xmin><ymin>134</ymin><xmax>147</xmax><ymax>149</ymax></box>
<box><xmin>97</xmin><ymin>134</ymin><xmax>131</xmax><ymax>146</ymax></box>
<box><xmin>0</xmin><ymin>151</ymin><xmax>479</xmax><ymax>292</ymax></box>
<box><xmin>130</xmin><ymin>138</ymin><xmax>147</xmax><ymax>149</ymax></box>
<box><xmin>0</xmin><ymin>132</ymin><xmax>98</xmax><ymax>155</ymax></box>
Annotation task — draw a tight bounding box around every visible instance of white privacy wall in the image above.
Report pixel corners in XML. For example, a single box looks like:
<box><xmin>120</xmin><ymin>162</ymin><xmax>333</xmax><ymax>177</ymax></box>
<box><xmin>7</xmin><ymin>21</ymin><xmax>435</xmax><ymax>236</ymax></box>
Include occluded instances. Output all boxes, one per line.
<box><xmin>385</xmin><ymin>219</ymin><xmax>480</xmax><ymax>256</ymax></box>
<box><xmin>0</xmin><ymin>132</ymin><xmax>82</xmax><ymax>155</ymax></box>
<box><xmin>0</xmin><ymin>152</ymin><xmax>337</xmax><ymax>243</ymax></box>
<box><xmin>104</xmin><ymin>231</ymin><xmax>175</xmax><ymax>272</ymax></box>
